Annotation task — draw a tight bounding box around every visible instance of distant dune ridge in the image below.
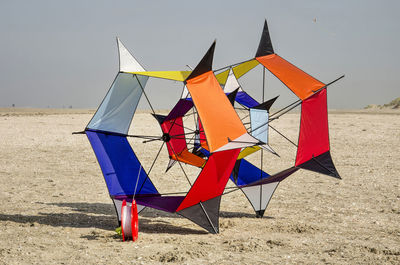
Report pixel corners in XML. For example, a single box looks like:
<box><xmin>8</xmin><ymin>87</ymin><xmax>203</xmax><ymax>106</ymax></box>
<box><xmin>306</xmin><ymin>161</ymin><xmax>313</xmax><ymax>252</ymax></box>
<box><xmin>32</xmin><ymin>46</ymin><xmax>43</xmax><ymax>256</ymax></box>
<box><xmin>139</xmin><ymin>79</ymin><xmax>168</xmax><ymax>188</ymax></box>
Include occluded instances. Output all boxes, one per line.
<box><xmin>365</xmin><ymin>97</ymin><xmax>400</xmax><ymax>109</ymax></box>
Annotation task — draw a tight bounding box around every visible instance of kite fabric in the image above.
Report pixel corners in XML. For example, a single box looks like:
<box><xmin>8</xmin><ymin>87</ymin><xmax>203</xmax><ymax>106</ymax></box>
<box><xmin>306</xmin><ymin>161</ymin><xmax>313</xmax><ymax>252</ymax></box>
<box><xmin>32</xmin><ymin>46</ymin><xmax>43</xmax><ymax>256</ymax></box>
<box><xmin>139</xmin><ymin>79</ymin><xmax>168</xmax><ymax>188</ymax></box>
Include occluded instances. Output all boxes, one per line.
<box><xmin>185</xmin><ymin>42</ymin><xmax>260</xmax><ymax>153</ymax></box>
<box><xmin>79</xmin><ymin>19</ymin><xmax>343</xmax><ymax>234</ymax></box>
<box><xmin>156</xmin><ymin>114</ymin><xmax>206</xmax><ymax>168</ymax></box>
<box><xmin>250</xmin><ymin>108</ymin><xmax>269</xmax><ymax>143</ymax></box>
<box><xmin>256</xmin><ymin>54</ymin><xmax>325</xmax><ymax>101</ymax></box>
<box><xmin>86</xmin><ymin>130</ymin><xmax>158</xmax><ymax>222</ymax></box>
<box><xmin>254</xmin><ymin>19</ymin><xmax>340</xmax><ymax>178</ymax></box>
<box><xmin>295</xmin><ymin>89</ymin><xmax>340</xmax><ymax>178</ymax></box>
<box><xmin>87</xmin><ymin>73</ymin><xmax>148</xmax><ymax>135</ymax></box>
<box><xmin>117</xmin><ymin>37</ymin><xmax>146</xmax><ymax>73</ymax></box>
<box><xmin>223</xmin><ymin>69</ymin><xmax>259</xmax><ymax>108</ymax></box>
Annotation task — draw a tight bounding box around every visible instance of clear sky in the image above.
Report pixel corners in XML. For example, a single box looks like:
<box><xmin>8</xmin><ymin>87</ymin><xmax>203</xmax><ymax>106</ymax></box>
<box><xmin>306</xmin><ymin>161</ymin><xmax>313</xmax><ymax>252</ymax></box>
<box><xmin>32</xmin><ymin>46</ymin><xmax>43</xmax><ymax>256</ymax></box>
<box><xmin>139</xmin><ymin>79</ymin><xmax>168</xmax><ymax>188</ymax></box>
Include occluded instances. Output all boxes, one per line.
<box><xmin>0</xmin><ymin>0</ymin><xmax>399</xmax><ymax>109</ymax></box>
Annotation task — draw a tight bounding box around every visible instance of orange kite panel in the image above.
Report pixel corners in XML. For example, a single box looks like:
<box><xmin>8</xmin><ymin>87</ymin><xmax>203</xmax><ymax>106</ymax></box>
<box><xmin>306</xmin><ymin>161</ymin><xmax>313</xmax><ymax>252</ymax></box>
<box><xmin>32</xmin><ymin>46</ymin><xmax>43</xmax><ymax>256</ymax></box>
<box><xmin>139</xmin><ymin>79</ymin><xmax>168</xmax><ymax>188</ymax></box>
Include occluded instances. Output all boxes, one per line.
<box><xmin>256</xmin><ymin>54</ymin><xmax>325</xmax><ymax>100</ymax></box>
<box><xmin>171</xmin><ymin>148</ymin><xmax>206</xmax><ymax>168</ymax></box>
<box><xmin>198</xmin><ymin>118</ymin><xmax>209</xmax><ymax>151</ymax></box>
<box><xmin>186</xmin><ymin>71</ymin><xmax>246</xmax><ymax>153</ymax></box>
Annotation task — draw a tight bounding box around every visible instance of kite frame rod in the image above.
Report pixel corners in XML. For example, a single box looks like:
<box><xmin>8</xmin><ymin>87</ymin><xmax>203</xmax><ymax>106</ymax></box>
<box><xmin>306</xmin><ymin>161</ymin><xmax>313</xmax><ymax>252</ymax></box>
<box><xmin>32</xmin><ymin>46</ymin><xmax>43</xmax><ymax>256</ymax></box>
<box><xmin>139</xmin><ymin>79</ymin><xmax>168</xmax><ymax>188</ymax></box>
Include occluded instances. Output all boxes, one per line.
<box><xmin>227</xmin><ymin>139</ymin><xmax>263</xmax><ymax>145</ymax></box>
<box><xmin>250</xmin><ymin>75</ymin><xmax>345</xmax><ymax>133</ymax></box>
<box><xmin>72</xmin><ymin>131</ymin><xmax>85</xmax><ymax>135</ymax></box>
<box><xmin>240</xmin><ymin>114</ymin><xmax>250</xmax><ymax>122</ymax></box>
<box><xmin>222</xmin><ymin>187</ymin><xmax>240</xmax><ymax>195</ymax></box>
<box><xmin>272</xmin><ymin>74</ymin><xmax>345</xmax><ymax>119</ymax></box>
<box><xmin>165</xmin><ymin>141</ymin><xmax>193</xmax><ymax>187</ymax></box>
<box><xmin>127</xmin><ymin>134</ymin><xmax>163</xmax><ymax>140</ymax></box>
<box><xmin>142</xmin><ymin>137</ymin><xmax>163</xmax><ymax>143</ymax></box>
<box><xmin>234</xmin><ymin>107</ymin><xmax>249</xmax><ymax>112</ymax></box>
<box><xmin>170</xmin><ymin>131</ymin><xmax>199</xmax><ymax>138</ymax></box>
<box><xmin>269</xmin><ymin>99</ymin><xmax>301</xmax><ymax>120</ymax></box>
<box><xmin>213</xmin><ymin>58</ymin><xmax>257</xmax><ymax>73</ymax></box>
<box><xmin>199</xmin><ymin>201</ymin><xmax>218</xmax><ymax>234</ymax></box>
<box><xmin>166</xmin><ymin>118</ymin><xmax>196</xmax><ymax>132</ymax></box>
<box><xmin>75</xmin><ymin>129</ymin><xmax>162</xmax><ymax>141</ymax></box>
<box><xmin>312</xmin><ymin>74</ymin><xmax>345</xmax><ymax>94</ymax></box>
<box><xmin>134</xmin><ymin>74</ymin><xmax>156</xmax><ymax>115</ymax></box>
<box><xmin>268</xmin><ymin>124</ymin><xmax>298</xmax><ymax>147</ymax></box>
<box><xmin>268</xmin><ymin>100</ymin><xmax>302</xmax><ymax>122</ymax></box>
<box><xmin>136</xmin><ymin>141</ymin><xmax>165</xmax><ymax>194</ymax></box>
<box><xmin>168</xmin><ymin>136</ymin><xmax>206</xmax><ymax>142</ymax></box>
<box><xmin>260</xmin><ymin>66</ymin><xmax>266</xmax><ymax>211</ymax></box>
<box><xmin>271</xmin><ymin>75</ymin><xmax>345</xmax><ymax>122</ymax></box>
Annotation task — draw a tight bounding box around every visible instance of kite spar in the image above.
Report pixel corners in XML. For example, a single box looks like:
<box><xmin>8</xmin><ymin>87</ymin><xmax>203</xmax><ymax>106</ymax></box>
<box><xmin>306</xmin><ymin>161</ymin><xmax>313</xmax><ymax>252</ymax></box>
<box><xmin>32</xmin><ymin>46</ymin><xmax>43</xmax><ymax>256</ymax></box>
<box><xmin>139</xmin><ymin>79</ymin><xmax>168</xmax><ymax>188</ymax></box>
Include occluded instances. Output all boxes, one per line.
<box><xmin>77</xmin><ymin>20</ymin><xmax>344</xmax><ymax>235</ymax></box>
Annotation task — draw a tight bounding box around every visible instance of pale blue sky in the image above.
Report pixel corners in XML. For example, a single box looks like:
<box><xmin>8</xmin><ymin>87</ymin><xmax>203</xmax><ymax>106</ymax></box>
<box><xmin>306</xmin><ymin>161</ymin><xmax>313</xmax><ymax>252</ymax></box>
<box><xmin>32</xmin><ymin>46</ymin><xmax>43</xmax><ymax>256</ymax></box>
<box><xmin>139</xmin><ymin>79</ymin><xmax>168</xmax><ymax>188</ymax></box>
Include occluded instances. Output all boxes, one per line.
<box><xmin>0</xmin><ymin>0</ymin><xmax>399</xmax><ymax>109</ymax></box>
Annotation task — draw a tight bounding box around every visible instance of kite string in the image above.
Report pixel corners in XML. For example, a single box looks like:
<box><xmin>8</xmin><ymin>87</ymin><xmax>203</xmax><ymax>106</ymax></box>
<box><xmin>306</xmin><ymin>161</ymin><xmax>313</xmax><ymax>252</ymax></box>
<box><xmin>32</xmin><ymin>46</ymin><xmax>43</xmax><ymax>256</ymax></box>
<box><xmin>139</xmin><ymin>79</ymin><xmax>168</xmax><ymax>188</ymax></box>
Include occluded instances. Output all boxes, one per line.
<box><xmin>133</xmin><ymin>165</ymin><xmax>142</xmax><ymax>197</ymax></box>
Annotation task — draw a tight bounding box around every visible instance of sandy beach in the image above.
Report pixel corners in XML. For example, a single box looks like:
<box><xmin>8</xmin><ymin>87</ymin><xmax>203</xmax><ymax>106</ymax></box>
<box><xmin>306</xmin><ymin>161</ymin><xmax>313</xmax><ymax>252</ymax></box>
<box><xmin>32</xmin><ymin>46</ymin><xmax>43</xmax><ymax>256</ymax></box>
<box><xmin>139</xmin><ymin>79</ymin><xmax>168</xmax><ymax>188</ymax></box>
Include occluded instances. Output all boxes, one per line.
<box><xmin>0</xmin><ymin>108</ymin><xmax>399</xmax><ymax>264</ymax></box>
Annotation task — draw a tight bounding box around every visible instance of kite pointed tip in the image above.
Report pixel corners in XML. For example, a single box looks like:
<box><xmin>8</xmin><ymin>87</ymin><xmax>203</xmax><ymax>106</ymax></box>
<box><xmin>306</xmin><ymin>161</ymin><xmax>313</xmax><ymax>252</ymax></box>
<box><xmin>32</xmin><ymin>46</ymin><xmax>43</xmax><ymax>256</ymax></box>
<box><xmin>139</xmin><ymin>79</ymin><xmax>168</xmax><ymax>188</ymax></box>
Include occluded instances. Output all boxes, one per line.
<box><xmin>253</xmin><ymin>95</ymin><xmax>279</xmax><ymax>111</ymax></box>
<box><xmin>186</xmin><ymin>41</ymin><xmax>216</xmax><ymax>81</ymax></box>
<box><xmin>334</xmin><ymin>173</ymin><xmax>342</xmax><ymax>180</ymax></box>
<box><xmin>117</xmin><ymin>38</ymin><xmax>145</xmax><ymax>72</ymax></box>
<box><xmin>255</xmin><ymin>19</ymin><xmax>274</xmax><ymax>58</ymax></box>
<box><xmin>151</xmin><ymin>113</ymin><xmax>166</xmax><ymax>124</ymax></box>
<box><xmin>227</xmin><ymin>88</ymin><xmax>239</xmax><ymax>106</ymax></box>
<box><xmin>255</xmin><ymin>210</ymin><xmax>265</xmax><ymax>218</ymax></box>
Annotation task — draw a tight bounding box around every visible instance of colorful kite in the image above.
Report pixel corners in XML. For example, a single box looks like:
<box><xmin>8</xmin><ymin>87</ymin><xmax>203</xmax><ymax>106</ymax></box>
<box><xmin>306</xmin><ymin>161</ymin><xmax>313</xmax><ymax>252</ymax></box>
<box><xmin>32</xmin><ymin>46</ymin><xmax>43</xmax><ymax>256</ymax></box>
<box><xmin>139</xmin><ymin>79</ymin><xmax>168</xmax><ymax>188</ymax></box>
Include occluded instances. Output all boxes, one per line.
<box><xmin>76</xmin><ymin>20</ymin><xmax>343</xmax><ymax>234</ymax></box>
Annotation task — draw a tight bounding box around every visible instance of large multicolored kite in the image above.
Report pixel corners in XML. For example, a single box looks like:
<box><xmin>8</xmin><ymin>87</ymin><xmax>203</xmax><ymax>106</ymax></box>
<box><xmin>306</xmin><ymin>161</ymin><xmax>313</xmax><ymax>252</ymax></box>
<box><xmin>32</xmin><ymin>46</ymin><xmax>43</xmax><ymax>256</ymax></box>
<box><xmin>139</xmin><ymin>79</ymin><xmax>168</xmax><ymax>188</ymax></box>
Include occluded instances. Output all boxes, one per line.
<box><xmin>77</xmin><ymin>20</ymin><xmax>343</xmax><ymax>234</ymax></box>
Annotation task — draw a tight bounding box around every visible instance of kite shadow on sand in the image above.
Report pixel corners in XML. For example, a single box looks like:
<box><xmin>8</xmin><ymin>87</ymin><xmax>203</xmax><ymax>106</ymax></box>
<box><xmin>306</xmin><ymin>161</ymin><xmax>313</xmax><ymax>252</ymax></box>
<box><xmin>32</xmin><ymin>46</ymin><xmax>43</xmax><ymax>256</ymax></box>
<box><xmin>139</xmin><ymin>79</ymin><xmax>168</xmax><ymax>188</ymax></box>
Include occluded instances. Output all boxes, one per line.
<box><xmin>0</xmin><ymin>202</ymin><xmax>268</xmax><ymax>236</ymax></box>
<box><xmin>1</xmin><ymin>202</ymin><xmax>263</xmax><ymax>235</ymax></box>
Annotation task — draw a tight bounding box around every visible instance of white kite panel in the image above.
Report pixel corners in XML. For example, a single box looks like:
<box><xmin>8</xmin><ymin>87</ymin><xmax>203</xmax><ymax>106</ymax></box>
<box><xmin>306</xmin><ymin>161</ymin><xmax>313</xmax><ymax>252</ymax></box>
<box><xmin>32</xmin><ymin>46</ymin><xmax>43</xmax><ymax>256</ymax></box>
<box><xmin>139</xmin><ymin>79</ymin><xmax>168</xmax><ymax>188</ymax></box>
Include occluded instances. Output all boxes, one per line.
<box><xmin>87</xmin><ymin>73</ymin><xmax>148</xmax><ymax>134</ymax></box>
<box><xmin>214</xmin><ymin>133</ymin><xmax>260</xmax><ymax>152</ymax></box>
<box><xmin>241</xmin><ymin>182</ymin><xmax>279</xmax><ymax>211</ymax></box>
<box><xmin>223</xmin><ymin>69</ymin><xmax>243</xmax><ymax>93</ymax></box>
<box><xmin>117</xmin><ymin>38</ymin><xmax>145</xmax><ymax>73</ymax></box>
<box><xmin>250</xmin><ymin>108</ymin><xmax>269</xmax><ymax>143</ymax></box>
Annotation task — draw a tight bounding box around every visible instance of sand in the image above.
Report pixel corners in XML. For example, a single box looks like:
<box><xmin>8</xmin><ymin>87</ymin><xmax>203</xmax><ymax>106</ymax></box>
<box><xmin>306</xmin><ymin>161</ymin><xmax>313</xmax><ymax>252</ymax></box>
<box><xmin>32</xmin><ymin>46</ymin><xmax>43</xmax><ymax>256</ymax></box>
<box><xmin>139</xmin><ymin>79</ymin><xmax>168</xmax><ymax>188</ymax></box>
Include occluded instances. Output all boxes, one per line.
<box><xmin>0</xmin><ymin>108</ymin><xmax>399</xmax><ymax>264</ymax></box>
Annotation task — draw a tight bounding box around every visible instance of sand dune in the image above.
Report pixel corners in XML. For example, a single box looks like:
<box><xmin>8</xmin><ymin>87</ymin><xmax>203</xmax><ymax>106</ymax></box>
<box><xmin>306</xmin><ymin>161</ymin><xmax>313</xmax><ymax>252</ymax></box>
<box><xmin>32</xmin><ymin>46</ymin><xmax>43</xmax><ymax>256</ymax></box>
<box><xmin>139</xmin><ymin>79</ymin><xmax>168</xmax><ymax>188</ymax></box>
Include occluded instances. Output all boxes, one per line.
<box><xmin>0</xmin><ymin>109</ymin><xmax>399</xmax><ymax>264</ymax></box>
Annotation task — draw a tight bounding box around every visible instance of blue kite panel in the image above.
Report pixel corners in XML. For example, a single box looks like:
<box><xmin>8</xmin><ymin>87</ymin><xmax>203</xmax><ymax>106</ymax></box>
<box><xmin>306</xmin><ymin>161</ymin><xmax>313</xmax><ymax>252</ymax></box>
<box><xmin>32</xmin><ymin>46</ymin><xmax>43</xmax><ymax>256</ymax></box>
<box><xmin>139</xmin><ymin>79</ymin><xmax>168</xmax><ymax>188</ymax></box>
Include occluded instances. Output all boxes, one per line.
<box><xmin>235</xmin><ymin>91</ymin><xmax>259</xmax><ymax>108</ymax></box>
<box><xmin>183</xmin><ymin>91</ymin><xmax>258</xmax><ymax>108</ymax></box>
<box><xmin>86</xmin><ymin>130</ymin><xmax>158</xmax><ymax>196</ymax></box>
<box><xmin>199</xmin><ymin>147</ymin><xmax>210</xmax><ymax>157</ymax></box>
<box><xmin>198</xmin><ymin>145</ymin><xmax>270</xmax><ymax>186</ymax></box>
<box><xmin>230</xmin><ymin>159</ymin><xmax>270</xmax><ymax>186</ymax></box>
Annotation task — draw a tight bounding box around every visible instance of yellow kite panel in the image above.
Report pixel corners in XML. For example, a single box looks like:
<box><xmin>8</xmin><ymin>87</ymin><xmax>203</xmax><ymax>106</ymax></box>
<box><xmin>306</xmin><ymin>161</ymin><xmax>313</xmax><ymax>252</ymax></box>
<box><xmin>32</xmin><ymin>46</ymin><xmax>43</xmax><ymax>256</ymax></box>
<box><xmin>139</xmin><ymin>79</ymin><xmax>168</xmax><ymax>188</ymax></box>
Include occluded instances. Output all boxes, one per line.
<box><xmin>128</xmin><ymin>71</ymin><xmax>192</xmax><ymax>81</ymax></box>
<box><xmin>232</xmin><ymin>59</ymin><xmax>259</xmax><ymax>79</ymax></box>
<box><xmin>215</xmin><ymin>69</ymin><xmax>230</xmax><ymax>85</ymax></box>
<box><xmin>237</xmin><ymin>146</ymin><xmax>261</xmax><ymax>160</ymax></box>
